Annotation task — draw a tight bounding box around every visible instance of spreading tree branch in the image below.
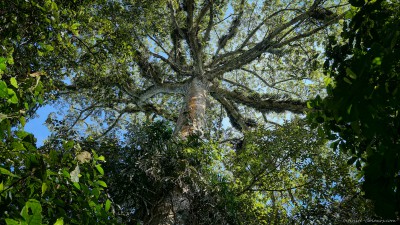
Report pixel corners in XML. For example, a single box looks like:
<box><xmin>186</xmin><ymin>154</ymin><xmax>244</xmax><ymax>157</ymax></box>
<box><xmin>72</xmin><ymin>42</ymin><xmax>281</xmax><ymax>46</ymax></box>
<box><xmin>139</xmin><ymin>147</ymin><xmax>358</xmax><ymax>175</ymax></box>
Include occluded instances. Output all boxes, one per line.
<box><xmin>211</xmin><ymin>86</ymin><xmax>306</xmax><ymax>114</ymax></box>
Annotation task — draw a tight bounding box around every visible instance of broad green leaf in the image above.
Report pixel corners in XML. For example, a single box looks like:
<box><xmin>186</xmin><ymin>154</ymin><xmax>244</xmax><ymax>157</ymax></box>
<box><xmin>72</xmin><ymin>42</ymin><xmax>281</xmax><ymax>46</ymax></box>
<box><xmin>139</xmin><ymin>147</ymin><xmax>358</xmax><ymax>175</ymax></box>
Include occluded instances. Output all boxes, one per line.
<box><xmin>10</xmin><ymin>77</ymin><xmax>18</xmax><ymax>88</ymax></box>
<box><xmin>11</xmin><ymin>142</ymin><xmax>26</xmax><ymax>151</ymax></box>
<box><xmin>62</xmin><ymin>169</ymin><xmax>70</xmax><ymax>178</ymax></box>
<box><xmin>7</xmin><ymin>88</ymin><xmax>18</xmax><ymax>104</ymax></box>
<box><xmin>21</xmin><ymin>199</ymin><xmax>42</xmax><ymax>225</ymax></box>
<box><xmin>97</xmin><ymin>155</ymin><xmax>106</xmax><ymax>161</ymax></box>
<box><xmin>16</xmin><ymin>130</ymin><xmax>30</xmax><ymax>139</ymax></box>
<box><xmin>54</xmin><ymin>218</ymin><xmax>64</xmax><ymax>225</ymax></box>
<box><xmin>5</xmin><ymin>219</ymin><xmax>19</xmax><ymax>225</ymax></box>
<box><xmin>43</xmin><ymin>44</ymin><xmax>54</xmax><ymax>52</ymax></box>
<box><xmin>41</xmin><ymin>183</ymin><xmax>48</xmax><ymax>196</ymax></box>
<box><xmin>0</xmin><ymin>62</ymin><xmax>5</xmax><ymax>71</ymax></box>
<box><xmin>73</xmin><ymin>182</ymin><xmax>81</xmax><ymax>190</ymax></box>
<box><xmin>0</xmin><ymin>167</ymin><xmax>19</xmax><ymax>178</ymax></box>
<box><xmin>97</xmin><ymin>180</ymin><xmax>107</xmax><ymax>188</ymax></box>
<box><xmin>105</xmin><ymin>199</ymin><xmax>111</xmax><ymax>212</ymax></box>
<box><xmin>20</xmin><ymin>116</ymin><xmax>26</xmax><ymax>127</ymax></box>
<box><xmin>0</xmin><ymin>81</ymin><xmax>8</xmax><ymax>98</ymax></box>
<box><xmin>95</xmin><ymin>165</ymin><xmax>104</xmax><ymax>175</ymax></box>
<box><xmin>0</xmin><ymin>181</ymin><xmax>3</xmax><ymax>191</ymax></box>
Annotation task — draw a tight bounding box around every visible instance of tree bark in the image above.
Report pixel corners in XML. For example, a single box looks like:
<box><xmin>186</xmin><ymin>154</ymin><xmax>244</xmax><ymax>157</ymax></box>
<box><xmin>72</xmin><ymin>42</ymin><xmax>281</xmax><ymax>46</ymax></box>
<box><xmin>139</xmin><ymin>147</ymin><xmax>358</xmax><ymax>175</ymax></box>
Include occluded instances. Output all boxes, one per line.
<box><xmin>174</xmin><ymin>77</ymin><xmax>208</xmax><ymax>138</ymax></box>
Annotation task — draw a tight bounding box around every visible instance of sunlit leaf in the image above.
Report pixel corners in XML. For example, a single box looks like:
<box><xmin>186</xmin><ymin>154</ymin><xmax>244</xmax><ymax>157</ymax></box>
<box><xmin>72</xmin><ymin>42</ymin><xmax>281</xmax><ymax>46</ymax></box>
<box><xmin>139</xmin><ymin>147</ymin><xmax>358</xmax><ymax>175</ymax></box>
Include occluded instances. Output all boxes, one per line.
<box><xmin>95</xmin><ymin>165</ymin><xmax>104</xmax><ymax>175</ymax></box>
<box><xmin>70</xmin><ymin>165</ymin><xmax>80</xmax><ymax>183</ymax></box>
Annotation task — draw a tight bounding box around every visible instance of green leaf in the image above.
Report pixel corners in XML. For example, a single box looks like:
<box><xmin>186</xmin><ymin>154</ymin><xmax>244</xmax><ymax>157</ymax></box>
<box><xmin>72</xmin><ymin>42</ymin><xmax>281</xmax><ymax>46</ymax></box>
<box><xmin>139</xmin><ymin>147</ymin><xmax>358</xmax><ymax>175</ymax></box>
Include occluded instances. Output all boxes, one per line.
<box><xmin>0</xmin><ymin>167</ymin><xmax>19</xmax><ymax>178</ymax></box>
<box><xmin>73</xmin><ymin>182</ymin><xmax>81</xmax><ymax>190</ymax></box>
<box><xmin>16</xmin><ymin>130</ymin><xmax>30</xmax><ymax>139</ymax></box>
<box><xmin>43</xmin><ymin>44</ymin><xmax>54</xmax><ymax>52</ymax></box>
<box><xmin>62</xmin><ymin>169</ymin><xmax>70</xmax><ymax>178</ymax></box>
<box><xmin>0</xmin><ymin>81</ymin><xmax>8</xmax><ymax>98</ymax></box>
<box><xmin>11</xmin><ymin>141</ymin><xmax>26</xmax><ymax>151</ymax></box>
<box><xmin>63</xmin><ymin>140</ymin><xmax>74</xmax><ymax>150</ymax></box>
<box><xmin>54</xmin><ymin>218</ymin><xmax>64</xmax><ymax>225</ymax></box>
<box><xmin>346</xmin><ymin>68</ymin><xmax>357</xmax><ymax>79</ymax></box>
<box><xmin>343</xmin><ymin>77</ymin><xmax>352</xmax><ymax>84</ymax></box>
<box><xmin>97</xmin><ymin>180</ymin><xmax>107</xmax><ymax>188</ymax></box>
<box><xmin>10</xmin><ymin>77</ymin><xmax>18</xmax><ymax>88</ymax></box>
<box><xmin>5</xmin><ymin>219</ymin><xmax>19</xmax><ymax>225</ymax></box>
<box><xmin>97</xmin><ymin>155</ymin><xmax>106</xmax><ymax>161</ymax></box>
<box><xmin>41</xmin><ymin>182</ymin><xmax>48</xmax><ymax>196</ymax></box>
<box><xmin>105</xmin><ymin>199</ymin><xmax>111</xmax><ymax>212</ymax></box>
<box><xmin>21</xmin><ymin>199</ymin><xmax>42</xmax><ymax>225</ymax></box>
<box><xmin>7</xmin><ymin>88</ymin><xmax>18</xmax><ymax>104</ymax></box>
<box><xmin>0</xmin><ymin>181</ymin><xmax>3</xmax><ymax>191</ymax></box>
<box><xmin>347</xmin><ymin>104</ymin><xmax>352</xmax><ymax>115</ymax></box>
<box><xmin>0</xmin><ymin>62</ymin><xmax>6</xmax><ymax>71</ymax></box>
<box><xmin>95</xmin><ymin>165</ymin><xmax>104</xmax><ymax>175</ymax></box>
<box><xmin>71</xmin><ymin>23</ymin><xmax>80</xmax><ymax>30</ymax></box>
<box><xmin>20</xmin><ymin>116</ymin><xmax>26</xmax><ymax>127</ymax></box>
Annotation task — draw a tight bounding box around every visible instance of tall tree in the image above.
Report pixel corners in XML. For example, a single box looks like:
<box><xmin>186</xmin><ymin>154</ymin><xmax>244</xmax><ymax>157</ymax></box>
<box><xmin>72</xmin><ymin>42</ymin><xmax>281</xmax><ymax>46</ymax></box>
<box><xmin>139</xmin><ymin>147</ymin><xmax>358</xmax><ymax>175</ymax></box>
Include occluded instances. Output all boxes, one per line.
<box><xmin>55</xmin><ymin>0</ymin><xmax>348</xmax><ymax>139</ymax></box>
<box><xmin>3</xmin><ymin>0</ymin><xmax>376</xmax><ymax>224</ymax></box>
<box><xmin>43</xmin><ymin>1</ymin><xmax>350</xmax><ymax>223</ymax></box>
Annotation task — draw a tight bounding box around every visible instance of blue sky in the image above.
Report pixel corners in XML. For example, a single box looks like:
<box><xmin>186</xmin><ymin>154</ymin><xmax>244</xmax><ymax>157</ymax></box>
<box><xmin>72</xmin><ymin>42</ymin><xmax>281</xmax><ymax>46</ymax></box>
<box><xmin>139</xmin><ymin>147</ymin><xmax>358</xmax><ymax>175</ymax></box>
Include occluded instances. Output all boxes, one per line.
<box><xmin>25</xmin><ymin>105</ymin><xmax>55</xmax><ymax>147</ymax></box>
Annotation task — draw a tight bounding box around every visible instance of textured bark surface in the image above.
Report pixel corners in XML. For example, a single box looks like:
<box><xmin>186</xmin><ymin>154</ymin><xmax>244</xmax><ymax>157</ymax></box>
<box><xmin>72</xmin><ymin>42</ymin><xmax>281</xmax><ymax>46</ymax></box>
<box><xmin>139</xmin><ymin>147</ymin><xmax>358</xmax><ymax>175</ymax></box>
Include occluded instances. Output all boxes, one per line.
<box><xmin>175</xmin><ymin>77</ymin><xmax>208</xmax><ymax>138</ymax></box>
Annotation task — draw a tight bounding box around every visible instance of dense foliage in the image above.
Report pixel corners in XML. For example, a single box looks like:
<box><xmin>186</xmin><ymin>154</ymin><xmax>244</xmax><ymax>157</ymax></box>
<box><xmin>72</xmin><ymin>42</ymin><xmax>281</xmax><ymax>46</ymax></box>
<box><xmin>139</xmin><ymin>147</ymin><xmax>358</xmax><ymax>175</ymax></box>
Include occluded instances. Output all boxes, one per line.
<box><xmin>72</xmin><ymin>120</ymin><xmax>372</xmax><ymax>224</ymax></box>
<box><xmin>1</xmin><ymin>1</ymin><xmax>117</xmax><ymax>224</ymax></box>
<box><xmin>309</xmin><ymin>0</ymin><xmax>400</xmax><ymax>219</ymax></box>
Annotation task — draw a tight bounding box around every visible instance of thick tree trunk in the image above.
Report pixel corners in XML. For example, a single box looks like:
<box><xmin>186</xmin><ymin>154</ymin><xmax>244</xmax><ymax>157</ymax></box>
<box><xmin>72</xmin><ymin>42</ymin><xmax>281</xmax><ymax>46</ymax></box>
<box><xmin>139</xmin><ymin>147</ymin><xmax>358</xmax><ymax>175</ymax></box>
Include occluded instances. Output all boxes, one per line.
<box><xmin>174</xmin><ymin>77</ymin><xmax>208</xmax><ymax>138</ymax></box>
<box><xmin>150</xmin><ymin>77</ymin><xmax>209</xmax><ymax>225</ymax></box>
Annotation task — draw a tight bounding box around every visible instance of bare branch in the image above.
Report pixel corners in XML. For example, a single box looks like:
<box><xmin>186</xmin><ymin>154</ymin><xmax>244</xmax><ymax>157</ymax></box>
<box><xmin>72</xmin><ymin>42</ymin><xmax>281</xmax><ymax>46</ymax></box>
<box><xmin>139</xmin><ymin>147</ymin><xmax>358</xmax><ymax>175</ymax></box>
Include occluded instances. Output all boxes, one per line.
<box><xmin>240</xmin><ymin>68</ymin><xmax>302</xmax><ymax>96</ymax></box>
<box><xmin>208</xmin><ymin>3</ymin><xmax>341</xmax><ymax>76</ymax></box>
<box><xmin>68</xmin><ymin>104</ymin><xmax>100</xmax><ymax>130</ymax></box>
<box><xmin>148</xmin><ymin>35</ymin><xmax>173</xmax><ymax>60</ymax></box>
<box><xmin>262</xmin><ymin>113</ymin><xmax>283</xmax><ymax>128</ymax></box>
<box><xmin>150</xmin><ymin>52</ymin><xmax>189</xmax><ymax>75</ymax></box>
<box><xmin>221</xmin><ymin>78</ymin><xmax>254</xmax><ymax>92</ymax></box>
<box><xmin>202</xmin><ymin>1</ymin><xmax>214</xmax><ymax>45</ymax></box>
<box><xmin>239</xmin><ymin>5</ymin><xmax>301</xmax><ymax>50</ymax></box>
<box><xmin>215</xmin><ymin>0</ymin><xmax>245</xmax><ymax>55</ymax></box>
<box><xmin>211</xmin><ymin>93</ymin><xmax>248</xmax><ymax>131</ymax></box>
<box><xmin>273</xmin><ymin>12</ymin><xmax>346</xmax><ymax>48</ymax></box>
<box><xmin>94</xmin><ymin>112</ymin><xmax>126</xmax><ymax>140</ymax></box>
<box><xmin>136</xmin><ymin>82</ymin><xmax>187</xmax><ymax>105</ymax></box>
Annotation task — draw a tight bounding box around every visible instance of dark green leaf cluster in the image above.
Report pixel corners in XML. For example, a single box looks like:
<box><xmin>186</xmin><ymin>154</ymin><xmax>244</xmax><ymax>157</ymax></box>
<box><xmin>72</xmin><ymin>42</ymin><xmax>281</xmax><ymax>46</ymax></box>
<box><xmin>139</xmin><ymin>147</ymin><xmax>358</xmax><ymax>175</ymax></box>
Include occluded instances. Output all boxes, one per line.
<box><xmin>1</xmin><ymin>2</ymin><xmax>118</xmax><ymax>223</ymax></box>
<box><xmin>308</xmin><ymin>0</ymin><xmax>400</xmax><ymax>219</ymax></box>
